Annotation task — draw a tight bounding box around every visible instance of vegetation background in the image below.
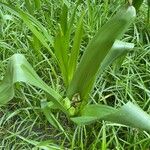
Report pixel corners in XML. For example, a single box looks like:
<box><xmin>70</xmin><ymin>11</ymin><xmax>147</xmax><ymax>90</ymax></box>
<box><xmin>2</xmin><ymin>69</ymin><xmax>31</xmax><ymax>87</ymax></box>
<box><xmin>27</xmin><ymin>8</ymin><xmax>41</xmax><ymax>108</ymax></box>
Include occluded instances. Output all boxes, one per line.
<box><xmin>0</xmin><ymin>0</ymin><xmax>150</xmax><ymax>149</ymax></box>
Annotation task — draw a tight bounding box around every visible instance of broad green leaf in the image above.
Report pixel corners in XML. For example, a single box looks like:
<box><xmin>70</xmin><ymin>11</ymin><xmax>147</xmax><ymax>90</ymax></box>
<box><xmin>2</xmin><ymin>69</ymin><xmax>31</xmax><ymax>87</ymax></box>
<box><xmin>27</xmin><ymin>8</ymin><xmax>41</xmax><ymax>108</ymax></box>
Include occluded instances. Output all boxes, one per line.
<box><xmin>0</xmin><ymin>3</ymin><xmax>55</xmax><ymax>58</ymax></box>
<box><xmin>77</xmin><ymin>40</ymin><xmax>134</xmax><ymax>102</ymax></box>
<box><xmin>100</xmin><ymin>40</ymin><xmax>134</xmax><ymax>72</ymax></box>
<box><xmin>71</xmin><ymin>104</ymin><xmax>115</xmax><ymax>124</ymax></box>
<box><xmin>71</xmin><ymin>102</ymin><xmax>150</xmax><ymax>132</ymax></box>
<box><xmin>54</xmin><ymin>27</ymin><xmax>69</xmax><ymax>86</ymax></box>
<box><xmin>68</xmin><ymin>13</ymin><xmax>84</xmax><ymax>82</ymax></box>
<box><xmin>53</xmin><ymin>3</ymin><xmax>69</xmax><ymax>86</ymax></box>
<box><xmin>0</xmin><ymin>54</ymin><xmax>68</xmax><ymax>114</ymax></box>
<box><xmin>67</xmin><ymin>6</ymin><xmax>136</xmax><ymax>102</ymax></box>
<box><xmin>53</xmin><ymin>0</ymin><xmax>82</xmax><ymax>86</ymax></box>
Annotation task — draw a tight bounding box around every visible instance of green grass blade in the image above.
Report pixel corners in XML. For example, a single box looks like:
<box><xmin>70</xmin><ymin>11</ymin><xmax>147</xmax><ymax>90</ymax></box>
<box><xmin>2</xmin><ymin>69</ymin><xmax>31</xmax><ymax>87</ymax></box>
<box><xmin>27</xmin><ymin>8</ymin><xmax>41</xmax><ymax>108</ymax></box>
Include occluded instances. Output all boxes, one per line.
<box><xmin>68</xmin><ymin>13</ymin><xmax>84</xmax><ymax>82</ymax></box>
<box><xmin>101</xmin><ymin>123</ymin><xmax>107</xmax><ymax>150</ymax></box>
<box><xmin>100</xmin><ymin>40</ymin><xmax>134</xmax><ymax>72</ymax></box>
<box><xmin>67</xmin><ymin>6</ymin><xmax>136</xmax><ymax>101</ymax></box>
<box><xmin>0</xmin><ymin>2</ymin><xmax>55</xmax><ymax>58</ymax></box>
<box><xmin>8</xmin><ymin>131</ymin><xmax>63</xmax><ymax>150</ymax></box>
<box><xmin>0</xmin><ymin>54</ymin><xmax>68</xmax><ymax>114</ymax></box>
<box><xmin>71</xmin><ymin>102</ymin><xmax>150</xmax><ymax>132</ymax></box>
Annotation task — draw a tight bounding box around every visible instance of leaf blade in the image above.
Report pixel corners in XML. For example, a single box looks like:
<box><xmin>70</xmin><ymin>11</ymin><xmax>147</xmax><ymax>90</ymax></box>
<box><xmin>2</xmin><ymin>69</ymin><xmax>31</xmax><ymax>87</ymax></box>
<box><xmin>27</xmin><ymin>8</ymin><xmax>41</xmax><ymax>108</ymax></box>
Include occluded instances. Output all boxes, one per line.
<box><xmin>100</xmin><ymin>40</ymin><xmax>134</xmax><ymax>72</ymax></box>
<box><xmin>67</xmin><ymin>6</ymin><xmax>136</xmax><ymax>102</ymax></box>
<box><xmin>68</xmin><ymin>13</ymin><xmax>84</xmax><ymax>82</ymax></box>
<box><xmin>0</xmin><ymin>54</ymin><xmax>68</xmax><ymax>114</ymax></box>
<box><xmin>71</xmin><ymin>102</ymin><xmax>150</xmax><ymax>132</ymax></box>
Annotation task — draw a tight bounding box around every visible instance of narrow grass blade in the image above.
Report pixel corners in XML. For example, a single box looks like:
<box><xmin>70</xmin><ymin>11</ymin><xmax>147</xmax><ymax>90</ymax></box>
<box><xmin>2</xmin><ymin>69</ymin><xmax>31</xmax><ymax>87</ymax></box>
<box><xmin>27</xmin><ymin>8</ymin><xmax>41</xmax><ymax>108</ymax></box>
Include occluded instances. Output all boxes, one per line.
<box><xmin>68</xmin><ymin>13</ymin><xmax>84</xmax><ymax>82</ymax></box>
<box><xmin>71</xmin><ymin>102</ymin><xmax>150</xmax><ymax>132</ymax></box>
<box><xmin>0</xmin><ymin>2</ymin><xmax>55</xmax><ymax>58</ymax></box>
<box><xmin>8</xmin><ymin>131</ymin><xmax>63</xmax><ymax>150</ymax></box>
<box><xmin>100</xmin><ymin>40</ymin><xmax>134</xmax><ymax>72</ymax></box>
<box><xmin>0</xmin><ymin>54</ymin><xmax>68</xmax><ymax>114</ymax></box>
<box><xmin>67</xmin><ymin>6</ymin><xmax>136</xmax><ymax>101</ymax></box>
<box><xmin>101</xmin><ymin>123</ymin><xmax>107</xmax><ymax>150</ymax></box>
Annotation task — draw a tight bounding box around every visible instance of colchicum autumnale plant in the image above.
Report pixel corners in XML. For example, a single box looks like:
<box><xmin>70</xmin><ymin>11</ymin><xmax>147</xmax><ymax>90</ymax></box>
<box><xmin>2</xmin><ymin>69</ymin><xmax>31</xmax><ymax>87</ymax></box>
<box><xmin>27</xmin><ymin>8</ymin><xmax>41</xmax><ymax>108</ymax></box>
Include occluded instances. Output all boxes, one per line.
<box><xmin>0</xmin><ymin>0</ymin><xmax>150</xmax><ymax>135</ymax></box>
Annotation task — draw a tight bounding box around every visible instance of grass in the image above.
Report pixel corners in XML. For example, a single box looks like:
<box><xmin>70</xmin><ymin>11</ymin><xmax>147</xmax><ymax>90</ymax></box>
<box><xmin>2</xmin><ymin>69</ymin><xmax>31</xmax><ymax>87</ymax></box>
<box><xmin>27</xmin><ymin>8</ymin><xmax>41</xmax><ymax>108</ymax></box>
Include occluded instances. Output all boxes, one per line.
<box><xmin>0</xmin><ymin>0</ymin><xmax>150</xmax><ymax>149</ymax></box>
